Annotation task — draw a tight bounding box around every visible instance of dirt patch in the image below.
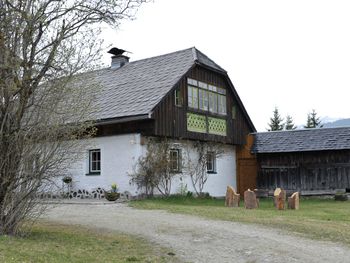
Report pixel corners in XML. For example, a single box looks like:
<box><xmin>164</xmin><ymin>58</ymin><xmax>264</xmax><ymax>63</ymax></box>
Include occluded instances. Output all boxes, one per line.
<box><xmin>43</xmin><ymin>203</ymin><xmax>350</xmax><ymax>263</ymax></box>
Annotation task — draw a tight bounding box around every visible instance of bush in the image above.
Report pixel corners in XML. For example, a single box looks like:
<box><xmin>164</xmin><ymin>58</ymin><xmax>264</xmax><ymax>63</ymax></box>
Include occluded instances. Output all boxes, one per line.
<box><xmin>334</xmin><ymin>192</ymin><xmax>348</xmax><ymax>201</ymax></box>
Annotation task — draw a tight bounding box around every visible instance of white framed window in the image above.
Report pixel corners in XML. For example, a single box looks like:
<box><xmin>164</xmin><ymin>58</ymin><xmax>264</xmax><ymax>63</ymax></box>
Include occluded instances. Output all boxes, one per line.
<box><xmin>207</xmin><ymin>152</ymin><xmax>216</xmax><ymax>173</ymax></box>
<box><xmin>170</xmin><ymin>149</ymin><xmax>181</xmax><ymax>173</ymax></box>
<box><xmin>89</xmin><ymin>149</ymin><xmax>101</xmax><ymax>174</ymax></box>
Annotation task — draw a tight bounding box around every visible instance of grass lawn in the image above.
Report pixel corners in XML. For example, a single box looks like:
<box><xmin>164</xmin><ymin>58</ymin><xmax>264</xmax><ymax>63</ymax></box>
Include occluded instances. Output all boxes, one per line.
<box><xmin>0</xmin><ymin>222</ymin><xmax>178</xmax><ymax>263</ymax></box>
<box><xmin>130</xmin><ymin>196</ymin><xmax>350</xmax><ymax>246</ymax></box>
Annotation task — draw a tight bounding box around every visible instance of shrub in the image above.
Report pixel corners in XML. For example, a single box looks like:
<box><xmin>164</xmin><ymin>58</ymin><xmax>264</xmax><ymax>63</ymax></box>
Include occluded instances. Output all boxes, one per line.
<box><xmin>334</xmin><ymin>192</ymin><xmax>348</xmax><ymax>201</ymax></box>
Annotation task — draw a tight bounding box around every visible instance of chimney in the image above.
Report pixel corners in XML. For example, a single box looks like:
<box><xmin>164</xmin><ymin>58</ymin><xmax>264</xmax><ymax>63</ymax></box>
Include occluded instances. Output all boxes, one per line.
<box><xmin>108</xmin><ymin>47</ymin><xmax>130</xmax><ymax>69</ymax></box>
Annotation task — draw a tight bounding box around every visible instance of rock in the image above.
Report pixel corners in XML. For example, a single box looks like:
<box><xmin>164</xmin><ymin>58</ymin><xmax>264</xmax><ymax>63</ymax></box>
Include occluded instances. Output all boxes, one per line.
<box><xmin>288</xmin><ymin>192</ymin><xmax>299</xmax><ymax>210</ymax></box>
<box><xmin>244</xmin><ymin>189</ymin><xmax>258</xmax><ymax>209</ymax></box>
<box><xmin>274</xmin><ymin>188</ymin><xmax>286</xmax><ymax>210</ymax></box>
<box><xmin>225</xmin><ymin>186</ymin><xmax>240</xmax><ymax>207</ymax></box>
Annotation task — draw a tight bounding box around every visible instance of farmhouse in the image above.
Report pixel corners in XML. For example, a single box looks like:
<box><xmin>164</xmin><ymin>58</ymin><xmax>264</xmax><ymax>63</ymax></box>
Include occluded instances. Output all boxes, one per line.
<box><xmin>63</xmin><ymin>47</ymin><xmax>255</xmax><ymax>197</ymax></box>
<box><xmin>252</xmin><ymin>127</ymin><xmax>350</xmax><ymax>194</ymax></box>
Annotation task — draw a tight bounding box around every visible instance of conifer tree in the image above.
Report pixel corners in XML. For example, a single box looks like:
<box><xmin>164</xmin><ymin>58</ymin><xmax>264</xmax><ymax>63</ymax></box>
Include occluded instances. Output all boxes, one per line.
<box><xmin>304</xmin><ymin>109</ymin><xmax>323</xmax><ymax>128</ymax></box>
<box><xmin>285</xmin><ymin>115</ymin><xmax>297</xmax><ymax>130</ymax></box>
<box><xmin>267</xmin><ymin>107</ymin><xmax>284</xmax><ymax>131</ymax></box>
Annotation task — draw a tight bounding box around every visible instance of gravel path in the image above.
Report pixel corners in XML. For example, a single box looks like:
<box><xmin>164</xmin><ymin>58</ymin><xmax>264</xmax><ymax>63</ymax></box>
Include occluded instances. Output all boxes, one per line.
<box><xmin>43</xmin><ymin>203</ymin><xmax>350</xmax><ymax>263</ymax></box>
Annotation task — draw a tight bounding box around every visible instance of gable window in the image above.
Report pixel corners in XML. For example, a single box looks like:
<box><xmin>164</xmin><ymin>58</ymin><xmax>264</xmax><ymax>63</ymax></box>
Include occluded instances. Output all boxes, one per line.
<box><xmin>208</xmin><ymin>92</ymin><xmax>218</xmax><ymax>113</ymax></box>
<box><xmin>218</xmin><ymin>94</ymin><xmax>227</xmax><ymax>115</ymax></box>
<box><xmin>187</xmin><ymin>78</ymin><xmax>226</xmax><ymax>115</ymax></box>
<box><xmin>170</xmin><ymin>149</ymin><xmax>181</xmax><ymax>173</ymax></box>
<box><xmin>89</xmin><ymin>149</ymin><xmax>101</xmax><ymax>174</ymax></box>
<box><xmin>207</xmin><ymin>152</ymin><xmax>216</xmax><ymax>173</ymax></box>
<box><xmin>175</xmin><ymin>89</ymin><xmax>182</xmax><ymax>106</ymax></box>
<box><xmin>199</xmin><ymin>89</ymin><xmax>209</xmax><ymax>111</ymax></box>
<box><xmin>188</xmin><ymin>85</ymin><xmax>198</xmax><ymax>109</ymax></box>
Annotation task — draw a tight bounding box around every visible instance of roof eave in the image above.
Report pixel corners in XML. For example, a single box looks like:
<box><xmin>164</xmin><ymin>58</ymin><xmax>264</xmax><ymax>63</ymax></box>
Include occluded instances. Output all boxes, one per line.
<box><xmin>95</xmin><ymin>114</ymin><xmax>151</xmax><ymax>126</ymax></box>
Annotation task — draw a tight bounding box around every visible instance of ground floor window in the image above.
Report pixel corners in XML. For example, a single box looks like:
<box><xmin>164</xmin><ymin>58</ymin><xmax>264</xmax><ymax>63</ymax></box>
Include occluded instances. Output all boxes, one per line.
<box><xmin>170</xmin><ymin>149</ymin><xmax>181</xmax><ymax>173</ymax></box>
<box><xmin>89</xmin><ymin>149</ymin><xmax>101</xmax><ymax>174</ymax></box>
<box><xmin>207</xmin><ymin>152</ymin><xmax>216</xmax><ymax>173</ymax></box>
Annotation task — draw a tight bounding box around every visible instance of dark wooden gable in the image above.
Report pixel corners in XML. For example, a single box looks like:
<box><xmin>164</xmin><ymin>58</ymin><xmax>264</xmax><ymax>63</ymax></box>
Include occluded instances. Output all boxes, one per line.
<box><xmin>151</xmin><ymin>65</ymin><xmax>254</xmax><ymax>145</ymax></box>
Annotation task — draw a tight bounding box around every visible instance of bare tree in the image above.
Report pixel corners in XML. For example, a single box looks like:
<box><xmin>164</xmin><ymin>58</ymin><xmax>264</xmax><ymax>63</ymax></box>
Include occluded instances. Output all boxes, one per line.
<box><xmin>0</xmin><ymin>0</ymin><xmax>148</xmax><ymax>235</ymax></box>
<box><xmin>129</xmin><ymin>138</ymin><xmax>179</xmax><ymax>197</ymax></box>
<box><xmin>184</xmin><ymin>141</ymin><xmax>224</xmax><ymax>196</ymax></box>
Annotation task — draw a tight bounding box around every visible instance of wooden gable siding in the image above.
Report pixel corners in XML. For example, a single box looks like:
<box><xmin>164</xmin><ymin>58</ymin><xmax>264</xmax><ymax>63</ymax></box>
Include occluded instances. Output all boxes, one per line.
<box><xmin>152</xmin><ymin>65</ymin><xmax>252</xmax><ymax>145</ymax></box>
<box><xmin>257</xmin><ymin>150</ymin><xmax>350</xmax><ymax>193</ymax></box>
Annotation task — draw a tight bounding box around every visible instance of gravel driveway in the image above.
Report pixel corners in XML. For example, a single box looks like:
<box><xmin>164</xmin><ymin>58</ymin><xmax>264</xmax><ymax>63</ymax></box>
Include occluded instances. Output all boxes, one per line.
<box><xmin>43</xmin><ymin>203</ymin><xmax>350</xmax><ymax>263</ymax></box>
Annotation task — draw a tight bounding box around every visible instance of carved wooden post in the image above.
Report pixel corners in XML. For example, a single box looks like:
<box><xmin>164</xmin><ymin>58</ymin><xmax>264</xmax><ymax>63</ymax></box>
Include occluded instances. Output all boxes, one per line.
<box><xmin>288</xmin><ymin>192</ymin><xmax>299</xmax><ymax>210</ymax></box>
<box><xmin>244</xmin><ymin>189</ymin><xmax>258</xmax><ymax>209</ymax></box>
<box><xmin>274</xmin><ymin>188</ymin><xmax>286</xmax><ymax>210</ymax></box>
<box><xmin>225</xmin><ymin>186</ymin><xmax>240</xmax><ymax>207</ymax></box>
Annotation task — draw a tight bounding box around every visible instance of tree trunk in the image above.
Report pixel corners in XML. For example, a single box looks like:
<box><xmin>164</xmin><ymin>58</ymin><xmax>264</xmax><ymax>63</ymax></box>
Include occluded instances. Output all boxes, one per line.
<box><xmin>225</xmin><ymin>186</ymin><xmax>240</xmax><ymax>207</ymax></box>
<box><xmin>288</xmin><ymin>192</ymin><xmax>300</xmax><ymax>210</ymax></box>
<box><xmin>244</xmin><ymin>189</ymin><xmax>258</xmax><ymax>209</ymax></box>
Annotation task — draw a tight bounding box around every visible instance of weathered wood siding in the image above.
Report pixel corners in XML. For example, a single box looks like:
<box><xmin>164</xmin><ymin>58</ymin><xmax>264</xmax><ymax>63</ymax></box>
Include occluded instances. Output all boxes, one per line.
<box><xmin>236</xmin><ymin>134</ymin><xmax>258</xmax><ymax>195</ymax></box>
<box><xmin>257</xmin><ymin>150</ymin><xmax>350</xmax><ymax>192</ymax></box>
<box><xmin>152</xmin><ymin>65</ymin><xmax>253</xmax><ymax>145</ymax></box>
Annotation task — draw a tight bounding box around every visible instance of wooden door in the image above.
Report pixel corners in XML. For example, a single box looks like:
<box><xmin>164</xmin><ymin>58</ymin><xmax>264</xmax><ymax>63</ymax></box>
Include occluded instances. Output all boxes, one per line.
<box><xmin>237</xmin><ymin>158</ymin><xmax>257</xmax><ymax>195</ymax></box>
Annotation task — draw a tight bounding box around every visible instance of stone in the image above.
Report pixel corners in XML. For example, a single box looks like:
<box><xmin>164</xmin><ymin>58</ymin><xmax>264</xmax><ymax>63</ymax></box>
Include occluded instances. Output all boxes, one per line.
<box><xmin>225</xmin><ymin>186</ymin><xmax>240</xmax><ymax>207</ymax></box>
<box><xmin>244</xmin><ymin>189</ymin><xmax>258</xmax><ymax>209</ymax></box>
<box><xmin>288</xmin><ymin>192</ymin><xmax>300</xmax><ymax>210</ymax></box>
<box><xmin>274</xmin><ymin>188</ymin><xmax>286</xmax><ymax>210</ymax></box>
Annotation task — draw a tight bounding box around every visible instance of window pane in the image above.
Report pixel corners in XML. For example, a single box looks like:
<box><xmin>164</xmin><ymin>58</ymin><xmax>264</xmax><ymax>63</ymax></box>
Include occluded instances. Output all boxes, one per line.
<box><xmin>218</xmin><ymin>95</ymin><xmax>227</xmax><ymax>115</ymax></box>
<box><xmin>188</xmin><ymin>86</ymin><xmax>193</xmax><ymax>108</ymax></box>
<box><xmin>89</xmin><ymin>149</ymin><xmax>101</xmax><ymax>173</ymax></box>
<box><xmin>207</xmin><ymin>152</ymin><xmax>215</xmax><ymax>172</ymax></box>
<box><xmin>199</xmin><ymin>89</ymin><xmax>208</xmax><ymax>111</ymax></box>
<box><xmin>198</xmin><ymin>81</ymin><xmax>208</xmax><ymax>89</ymax></box>
<box><xmin>175</xmin><ymin>89</ymin><xmax>182</xmax><ymax>106</ymax></box>
<box><xmin>209</xmin><ymin>92</ymin><xmax>217</xmax><ymax>113</ymax></box>
<box><xmin>187</xmin><ymin>78</ymin><xmax>198</xmax><ymax>86</ymax></box>
<box><xmin>192</xmin><ymin>87</ymin><xmax>198</xmax><ymax>108</ymax></box>
<box><xmin>170</xmin><ymin>149</ymin><xmax>180</xmax><ymax>172</ymax></box>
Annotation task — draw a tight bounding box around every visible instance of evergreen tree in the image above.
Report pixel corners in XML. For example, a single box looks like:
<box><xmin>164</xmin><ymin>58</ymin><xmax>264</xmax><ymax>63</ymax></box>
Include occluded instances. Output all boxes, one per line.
<box><xmin>285</xmin><ymin>115</ymin><xmax>297</xmax><ymax>130</ymax></box>
<box><xmin>304</xmin><ymin>109</ymin><xmax>323</xmax><ymax>128</ymax></box>
<box><xmin>267</xmin><ymin>107</ymin><xmax>284</xmax><ymax>131</ymax></box>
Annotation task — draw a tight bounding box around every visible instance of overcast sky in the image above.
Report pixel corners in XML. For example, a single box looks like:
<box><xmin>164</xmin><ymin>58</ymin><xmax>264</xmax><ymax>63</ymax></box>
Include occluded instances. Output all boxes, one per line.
<box><xmin>100</xmin><ymin>0</ymin><xmax>350</xmax><ymax>131</ymax></box>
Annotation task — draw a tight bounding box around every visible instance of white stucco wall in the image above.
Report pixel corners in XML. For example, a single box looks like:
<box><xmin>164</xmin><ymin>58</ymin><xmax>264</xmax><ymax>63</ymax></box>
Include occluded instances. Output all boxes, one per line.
<box><xmin>169</xmin><ymin>143</ymin><xmax>236</xmax><ymax>197</ymax></box>
<box><xmin>65</xmin><ymin>134</ymin><xmax>236</xmax><ymax>197</ymax></box>
<box><xmin>66</xmin><ymin>133</ymin><xmax>142</xmax><ymax>195</ymax></box>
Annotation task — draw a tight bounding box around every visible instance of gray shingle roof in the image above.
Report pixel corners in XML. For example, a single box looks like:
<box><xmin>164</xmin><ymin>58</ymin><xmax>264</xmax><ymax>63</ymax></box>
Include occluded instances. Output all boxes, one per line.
<box><xmin>75</xmin><ymin>47</ymin><xmax>226</xmax><ymax>122</ymax></box>
<box><xmin>252</xmin><ymin>127</ymin><xmax>350</xmax><ymax>153</ymax></box>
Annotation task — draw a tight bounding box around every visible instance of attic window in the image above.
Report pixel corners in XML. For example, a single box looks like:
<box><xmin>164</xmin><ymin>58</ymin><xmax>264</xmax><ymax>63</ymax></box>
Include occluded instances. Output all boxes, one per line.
<box><xmin>187</xmin><ymin>78</ymin><xmax>226</xmax><ymax>116</ymax></box>
<box><xmin>175</xmin><ymin>89</ymin><xmax>182</xmax><ymax>106</ymax></box>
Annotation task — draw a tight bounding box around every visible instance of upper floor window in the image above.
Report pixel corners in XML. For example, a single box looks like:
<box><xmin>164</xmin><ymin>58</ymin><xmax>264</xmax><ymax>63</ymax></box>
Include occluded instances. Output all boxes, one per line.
<box><xmin>187</xmin><ymin>85</ymin><xmax>198</xmax><ymax>109</ymax></box>
<box><xmin>89</xmin><ymin>149</ymin><xmax>101</xmax><ymax>174</ymax></box>
<box><xmin>187</xmin><ymin>78</ymin><xmax>226</xmax><ymax>115</ymax></box>
<box><xmin>175</xmin><ymin>89</ymin><xmax>182</xmax><ymax>106</ymax></box>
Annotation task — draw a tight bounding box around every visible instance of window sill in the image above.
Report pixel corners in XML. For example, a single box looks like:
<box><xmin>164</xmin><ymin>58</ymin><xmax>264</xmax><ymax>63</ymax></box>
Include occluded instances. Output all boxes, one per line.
<box><xmin>85</xmin><ymin>172</ymin><xmax>101</xmax><ymax>176</ymax></box>
<box><xmin>207</xmin><ymin>171</ymin><xmax>217</xmax><ymax>174</ymax></box>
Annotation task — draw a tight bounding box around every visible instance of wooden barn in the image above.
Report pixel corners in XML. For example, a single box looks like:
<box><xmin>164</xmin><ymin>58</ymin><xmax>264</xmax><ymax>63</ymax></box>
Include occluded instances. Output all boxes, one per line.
<box><xmin>251</xmin><ymin>127</ymin><xmax>350</xmax><ymax>194</ymax></box>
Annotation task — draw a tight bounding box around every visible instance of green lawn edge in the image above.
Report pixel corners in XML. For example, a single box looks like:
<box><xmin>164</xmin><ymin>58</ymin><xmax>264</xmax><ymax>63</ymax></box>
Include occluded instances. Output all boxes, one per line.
<box><xmin>0</xmin><ymin>222</ymin><xmax>179</xmax><ymax>263</ymax></box>
<box><xmin>130</xmin><ymin>196</ymin><xmax>350</xmax><ymax>246</ymax></box>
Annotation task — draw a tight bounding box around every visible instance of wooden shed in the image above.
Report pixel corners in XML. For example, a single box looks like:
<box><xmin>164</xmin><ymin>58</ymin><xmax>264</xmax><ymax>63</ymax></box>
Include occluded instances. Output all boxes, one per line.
<box><xmin>251</xmin><ymin>127</ymin><xmax>350</xmax><ymax>194</ymax></box>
